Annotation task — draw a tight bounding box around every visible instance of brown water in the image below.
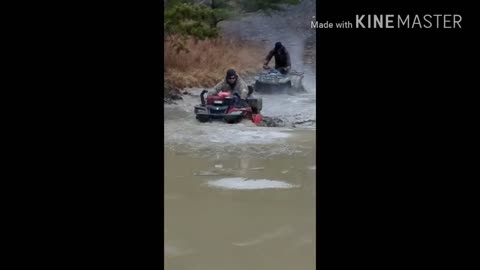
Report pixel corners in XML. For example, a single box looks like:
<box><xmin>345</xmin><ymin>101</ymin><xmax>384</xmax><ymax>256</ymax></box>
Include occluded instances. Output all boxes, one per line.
<box><xmin>165</xmin><ymin>124</ymin><xmax>316</xmax><ymax>270</ymax></box>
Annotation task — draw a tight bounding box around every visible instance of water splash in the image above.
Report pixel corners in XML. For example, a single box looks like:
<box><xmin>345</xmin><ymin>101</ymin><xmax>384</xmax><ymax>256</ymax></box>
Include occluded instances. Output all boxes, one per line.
<box><xmin>206</xmin><ymin>177</ymin><xmax>299</xmax><ymax>190</ymax></box>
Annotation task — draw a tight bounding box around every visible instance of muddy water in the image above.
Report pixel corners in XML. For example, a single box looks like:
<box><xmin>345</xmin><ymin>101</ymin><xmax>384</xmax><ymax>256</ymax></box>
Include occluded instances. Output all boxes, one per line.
<box><xmin>164</xmin><ymin>134</ymin><xmax>315</xmax><ymax>270</ymax></box>
<box><xmin>165</xmin><ymin>90</ymin><xmax>316</xmax><ymax>269</ymax></box>
<box><xmin>165</xmin><ymin>1</ymin><xmax>316</xmax><ymax>268</ymax></box>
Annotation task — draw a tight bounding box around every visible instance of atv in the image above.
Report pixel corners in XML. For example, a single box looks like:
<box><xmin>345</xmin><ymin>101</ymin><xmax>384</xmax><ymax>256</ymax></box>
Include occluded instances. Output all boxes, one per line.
<box><xmin>253</xmin><ymin>66</ymin><xmax>305</xmax><ymax>93</ymax></box>
<box><xmin>194</xmin><ymin>88</ymin><xmax>263</xmax><ymax>124</ymax></box>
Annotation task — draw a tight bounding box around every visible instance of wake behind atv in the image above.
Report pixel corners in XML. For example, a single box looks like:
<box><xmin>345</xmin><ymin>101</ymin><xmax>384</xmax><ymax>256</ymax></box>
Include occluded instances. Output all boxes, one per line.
<box><xmin>194</xmin><ymin>90</ymin><xmax>263</xmax><ymax>124</ymax></box>
<box><xmin>253</xmin><ymin>67</ymin><xmax>305</xmax><ymax>94</ymax></box>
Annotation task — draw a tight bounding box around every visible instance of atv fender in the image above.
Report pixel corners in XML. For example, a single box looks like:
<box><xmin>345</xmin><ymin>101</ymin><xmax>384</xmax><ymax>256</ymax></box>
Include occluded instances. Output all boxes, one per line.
<box><xmin>246</xmin><ymin>98</ymin><xmax>262</xmax><ymax>113</ymax></box>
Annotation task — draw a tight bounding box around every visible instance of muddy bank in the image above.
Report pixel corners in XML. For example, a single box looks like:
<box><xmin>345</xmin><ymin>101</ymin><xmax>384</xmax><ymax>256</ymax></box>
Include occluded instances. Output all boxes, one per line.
<box><xmin>164</xmin><ymin>84</ymin><xmax>186</xmax><ymax>104</ymax></box>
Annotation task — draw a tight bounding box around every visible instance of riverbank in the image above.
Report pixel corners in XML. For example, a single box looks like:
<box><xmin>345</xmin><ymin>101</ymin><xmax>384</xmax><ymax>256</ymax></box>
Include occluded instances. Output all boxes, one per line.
<box><xmin>164</xmin><ymin>0</ymin><xmax>316</xmax><ymax>102</ymax></box>
<box><xmin>164</xmin><ymin>38</ymin><xmax>265</xmax><ymax>95</ymax></box>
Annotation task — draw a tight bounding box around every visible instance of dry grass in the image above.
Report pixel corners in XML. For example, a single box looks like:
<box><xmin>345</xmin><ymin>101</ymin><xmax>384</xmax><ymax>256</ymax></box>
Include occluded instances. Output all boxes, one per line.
<box><xmin>164</xmin><ymin>37</ymin><xmax>266</xmax><ymax>90</ymax></box>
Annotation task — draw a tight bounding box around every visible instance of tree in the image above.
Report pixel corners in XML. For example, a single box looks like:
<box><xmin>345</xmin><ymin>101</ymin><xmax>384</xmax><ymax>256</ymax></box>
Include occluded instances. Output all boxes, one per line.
<box><xmin>164</xmin><ymin>2</ymin><xmax>220</xmax><ymax>53</ymax></box>
<box><xmin>208</xmin><ymin>0</ymin><xmax>234</xmax><ymax>28</ymax></box>
<box><xmin>164</xmin><ymin>0</ymin><xmax>303</xmax><ymax>53</ymax></box>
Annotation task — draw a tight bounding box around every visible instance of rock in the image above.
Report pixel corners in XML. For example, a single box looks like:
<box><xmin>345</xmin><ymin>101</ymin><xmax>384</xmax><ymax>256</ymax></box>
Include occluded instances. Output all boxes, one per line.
<box><xmin>259</xmin><ymin>116</ymin><xmax>295</xmax><ymax>128</ymax></box>
<box><xmin>164</xmin><ymin>97</ymin><xmax>177</xmax><ymax>105</ymax></box>
<box><xmin>294</xmin><ymin>119</ymin><xmax>316</xmax><ymax>126</ymax></box>
<box><xmin>168</xmin><ymin>89</ymin><xmax>183</xmax><ymax>100</ymax></box>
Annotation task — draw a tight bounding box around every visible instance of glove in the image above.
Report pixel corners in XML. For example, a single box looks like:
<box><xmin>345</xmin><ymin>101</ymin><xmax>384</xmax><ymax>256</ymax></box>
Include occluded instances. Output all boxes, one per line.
<box><xmin>285</xmin><ymin>66</ymin><xmax>290</xmax><ymax>72</ymax></box>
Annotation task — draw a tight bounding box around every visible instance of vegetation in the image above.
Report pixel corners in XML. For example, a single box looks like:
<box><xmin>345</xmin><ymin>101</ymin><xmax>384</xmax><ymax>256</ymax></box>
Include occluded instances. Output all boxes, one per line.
<box><xmin>164</xmin><ymin>0</ymin><xmax>302</xmax><ymax>53</ymax></box>
<box><xmin>165</xmin><ymin>37</ymin><xmax>265</xmax><ymax>90</ymax></box>
<box><xmin>164</xmin><ymin>3</ymin><xmax>220</xmax><ymax>53</ymax></box>
<box><xmin>164</xmin><ymin>0</ymin><xmax>303</xmax><ymax>92</ymax></box>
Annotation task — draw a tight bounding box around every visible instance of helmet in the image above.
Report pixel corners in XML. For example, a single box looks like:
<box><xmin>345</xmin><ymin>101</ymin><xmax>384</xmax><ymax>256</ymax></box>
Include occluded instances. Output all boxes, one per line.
<box><xmin>274</xmin><ymin>42</ymin><xmax>282</xmax><ymax>51</ymax></box>
<box><xmin>226</xmin><ymin>69</ymin><xmax>238</xmax><ymax>81</ymax></box>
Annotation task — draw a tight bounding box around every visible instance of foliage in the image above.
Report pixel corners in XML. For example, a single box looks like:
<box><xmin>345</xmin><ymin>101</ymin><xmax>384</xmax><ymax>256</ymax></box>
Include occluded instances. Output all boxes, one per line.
<box><xmin>164</xmin><ymin>3</ymin><xmax>220</xmax><ymax>53</ymax></box>
<box><xmin>208</xmin><ymin>0</ymin><xmax>235</xmax><ymax>27</ymax></box>
<box><xmin>164</xmin><ymin>0</ymin><xmax>303</xmax><ymax>53</ymax></box>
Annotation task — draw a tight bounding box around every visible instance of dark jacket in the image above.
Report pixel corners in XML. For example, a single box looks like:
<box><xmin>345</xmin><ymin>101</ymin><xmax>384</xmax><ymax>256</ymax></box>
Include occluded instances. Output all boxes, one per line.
<box><xmin>265</xmin><ymin>47</ymin><xmax>291</xmax><ymax>69</ymax></box>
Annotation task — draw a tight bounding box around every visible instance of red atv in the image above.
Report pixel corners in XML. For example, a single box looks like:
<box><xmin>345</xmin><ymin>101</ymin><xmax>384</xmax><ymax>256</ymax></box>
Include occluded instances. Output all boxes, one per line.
<box><xmin>194</xmin><ymin>89</ymin><xmax>263</xmax><ymax>124</ymax></box>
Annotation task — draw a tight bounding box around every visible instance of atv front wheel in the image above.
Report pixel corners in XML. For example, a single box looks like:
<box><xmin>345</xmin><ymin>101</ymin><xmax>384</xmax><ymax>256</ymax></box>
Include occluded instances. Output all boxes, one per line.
<box><xmin>225</xmin><ymin>117</ymin><xmax>241</xmax><ymax>124</ymax></box>
<box><xmin>254</xmin><ymin>81</ymin><xmax>273</xmax><ymax>93</ymax></box>
<box><xmin>279</xmin><ymin>81</ymin><xmax>292</xmax><ymax>92</ymax></box>
<box><xmin>196</xmin><ymin>114</ymin><xmax>210</xmax><ymax>123</ymax></box>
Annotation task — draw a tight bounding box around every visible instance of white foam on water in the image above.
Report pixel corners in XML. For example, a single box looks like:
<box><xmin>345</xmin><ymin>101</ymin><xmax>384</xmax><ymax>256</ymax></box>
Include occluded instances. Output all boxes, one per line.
<box><xmin>205</xmin><ymin>129</ymin><xmax>291</xmax><ymax>145</ymax></box>
<box><xmin>164</xmin><ymin>117</ymin><xmax>292</xmax><ymax>147</ymax></box>
<box><xmin>163</xmin><ymin>87</ymin><xmax>315</xmax><ymax>158</ymax></box>
<box><xmin>206</xmin><ymin>177</ymin><xmax>299</xmax><ymax>190</ymax></box>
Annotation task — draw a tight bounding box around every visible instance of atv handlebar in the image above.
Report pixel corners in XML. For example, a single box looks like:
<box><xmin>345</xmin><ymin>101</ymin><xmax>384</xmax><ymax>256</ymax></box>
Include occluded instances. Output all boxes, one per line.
<box><xmin>263</xmin><ymin>67</ymin><xmax>304</xmax><ymax>78</ymax></box>
<box><xmin>200</xmin><ymin>90</ymin><xmax>208</xmax><ymax>105</ymax></box>
<box><xmin>232</xmin><ymin>92</ymin><xmax>241</xmax><ymax>104</ymax></box>
<box><xmin>201</xmin><ymin>91</ymin><xmax>244</xmax><ymax>106</ymax></box>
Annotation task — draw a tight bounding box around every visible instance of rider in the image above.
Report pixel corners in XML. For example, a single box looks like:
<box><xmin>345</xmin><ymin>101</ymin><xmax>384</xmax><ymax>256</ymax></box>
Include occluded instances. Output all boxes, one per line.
<box><xmin>263</xmin><ymin>42</ymin><xmax>291</xmax><ymax>74</ymax></box>
<box><xmin>210</xmin><ymin>69</ymin><xmax>249</xmax><ymax>99</ymax></box>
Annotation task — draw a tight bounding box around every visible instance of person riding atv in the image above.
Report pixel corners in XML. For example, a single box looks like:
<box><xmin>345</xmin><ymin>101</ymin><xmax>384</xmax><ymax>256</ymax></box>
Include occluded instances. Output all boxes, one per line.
<box><xmin>195</xmin><ymin>69</ymin><xmax>262</xmax><ymax>124</ymax></box>
<box><xmin>263</xmin><ymin>42</ymin><xmax>291</xmax><ymax>75</ymax></box>
<box><xmin>209</xmin><ymin>69</ymin><xmax>249</xmax><ymax>99</ymax></box>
